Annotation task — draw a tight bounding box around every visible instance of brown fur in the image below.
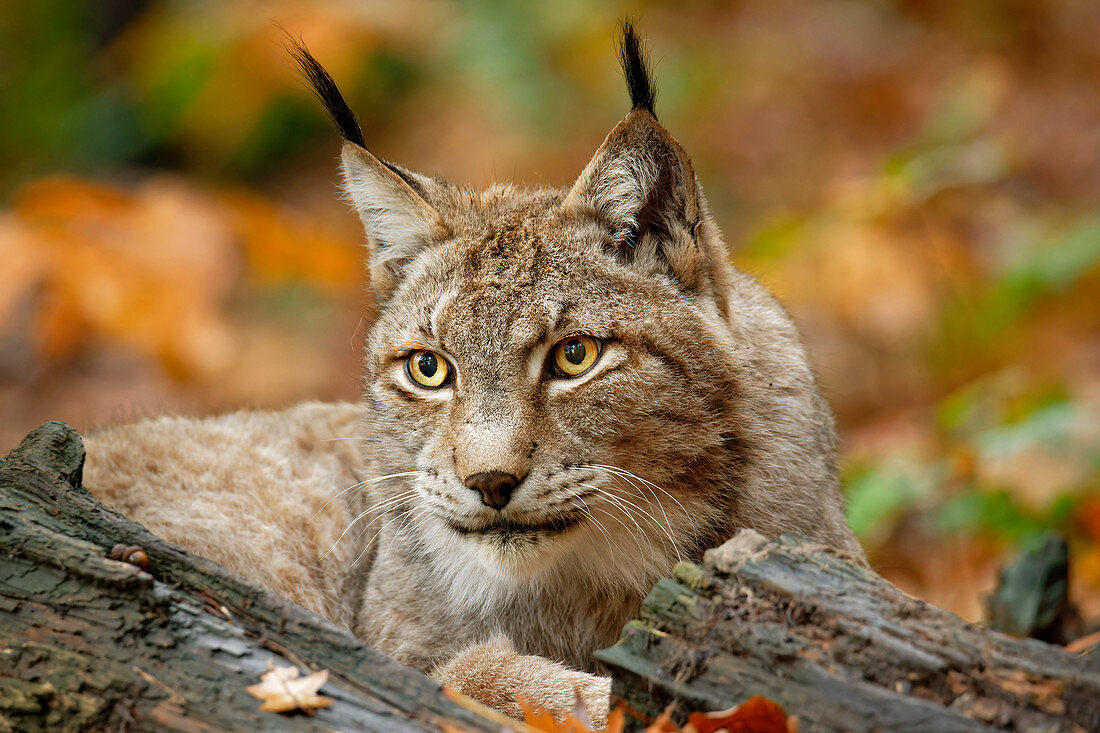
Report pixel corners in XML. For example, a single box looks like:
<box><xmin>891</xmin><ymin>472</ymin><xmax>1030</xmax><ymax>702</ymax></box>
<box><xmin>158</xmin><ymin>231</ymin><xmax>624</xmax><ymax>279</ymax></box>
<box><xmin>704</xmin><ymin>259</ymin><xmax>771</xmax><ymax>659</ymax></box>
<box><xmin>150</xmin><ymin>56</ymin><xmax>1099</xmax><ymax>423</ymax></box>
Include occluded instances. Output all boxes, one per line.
<box><xmin>85</xmin><ymin>403</ymin><xmax>365</xmax><ymax>620</ymax></box>
<box><xmin>83</xmin><ymin>30</ymin><xmax>862</xmax><ymax>726</ymax></box>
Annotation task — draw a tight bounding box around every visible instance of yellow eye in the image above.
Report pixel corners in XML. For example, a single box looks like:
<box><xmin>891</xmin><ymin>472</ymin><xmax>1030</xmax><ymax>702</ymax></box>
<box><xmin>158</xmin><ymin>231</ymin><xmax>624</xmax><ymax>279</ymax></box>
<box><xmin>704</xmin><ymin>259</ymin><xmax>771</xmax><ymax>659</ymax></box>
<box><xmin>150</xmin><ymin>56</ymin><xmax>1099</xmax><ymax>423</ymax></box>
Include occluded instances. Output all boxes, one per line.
<box><xmin>407</xmin><ymin>350</ymin><xmax>450</xmax><ymax>388</ymax></box>
<box><xmin>552</xmin><ymin>336</ymin><xmax>600</xmax><ymax>377</ymax></box>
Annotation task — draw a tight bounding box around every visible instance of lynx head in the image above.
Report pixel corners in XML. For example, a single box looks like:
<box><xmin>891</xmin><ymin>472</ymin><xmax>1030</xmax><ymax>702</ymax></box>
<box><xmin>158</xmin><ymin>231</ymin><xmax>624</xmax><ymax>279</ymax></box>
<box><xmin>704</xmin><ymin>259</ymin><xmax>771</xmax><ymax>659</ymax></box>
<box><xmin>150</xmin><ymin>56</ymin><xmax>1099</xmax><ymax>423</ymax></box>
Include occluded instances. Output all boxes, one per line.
<box><xmin>290</xmin><ymin>25</ymin><xmax>842</xmax><ymax>595</ymax></box>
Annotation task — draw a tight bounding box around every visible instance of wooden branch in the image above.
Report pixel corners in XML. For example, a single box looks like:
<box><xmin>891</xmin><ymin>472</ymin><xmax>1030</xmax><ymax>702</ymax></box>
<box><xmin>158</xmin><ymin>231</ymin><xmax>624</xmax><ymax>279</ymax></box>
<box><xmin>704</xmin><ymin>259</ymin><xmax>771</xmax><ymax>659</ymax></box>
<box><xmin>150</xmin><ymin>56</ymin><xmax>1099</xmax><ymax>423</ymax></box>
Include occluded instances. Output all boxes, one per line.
<box><xmin>0</xmin><ymin>422</ymin><xmax>509</xmax><ymax>732</ymax></box>
<box><xmin>597</xmin><ymin>531</ymin><xmax>1100</xmax><ymax>733</ymax></box>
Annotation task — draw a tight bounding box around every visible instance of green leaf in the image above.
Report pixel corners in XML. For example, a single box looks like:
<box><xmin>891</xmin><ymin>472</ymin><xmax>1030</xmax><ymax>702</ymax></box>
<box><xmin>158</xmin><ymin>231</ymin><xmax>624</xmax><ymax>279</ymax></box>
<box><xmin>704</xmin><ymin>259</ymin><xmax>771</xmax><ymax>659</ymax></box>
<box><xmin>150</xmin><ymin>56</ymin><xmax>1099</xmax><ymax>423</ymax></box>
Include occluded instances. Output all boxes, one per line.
<box><xmin>844</xmin><ymin>461</ymin><xmax>937</xmax><ymax>539</ymax></box>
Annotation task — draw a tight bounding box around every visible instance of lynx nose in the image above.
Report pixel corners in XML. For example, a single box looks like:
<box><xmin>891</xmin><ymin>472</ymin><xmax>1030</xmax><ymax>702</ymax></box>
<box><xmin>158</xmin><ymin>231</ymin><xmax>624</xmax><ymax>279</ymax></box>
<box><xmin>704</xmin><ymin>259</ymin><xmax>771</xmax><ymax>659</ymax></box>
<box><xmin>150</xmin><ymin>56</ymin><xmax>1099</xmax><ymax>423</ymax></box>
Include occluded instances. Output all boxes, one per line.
<box><xmin>464</xmin><ymin>471</ymin><xmax>521</xmax><ymax>510</ymax></box>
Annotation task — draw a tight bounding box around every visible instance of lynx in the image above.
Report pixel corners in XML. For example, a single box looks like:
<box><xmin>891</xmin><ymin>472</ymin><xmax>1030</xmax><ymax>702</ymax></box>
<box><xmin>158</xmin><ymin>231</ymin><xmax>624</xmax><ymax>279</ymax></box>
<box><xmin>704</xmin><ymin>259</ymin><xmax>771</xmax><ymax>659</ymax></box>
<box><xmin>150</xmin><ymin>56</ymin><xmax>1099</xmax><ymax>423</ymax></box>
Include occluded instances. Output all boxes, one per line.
<box><xmin>84</xmin><ymin>24</ymin><xmax>862</xmax><ymax>725</ymax></box>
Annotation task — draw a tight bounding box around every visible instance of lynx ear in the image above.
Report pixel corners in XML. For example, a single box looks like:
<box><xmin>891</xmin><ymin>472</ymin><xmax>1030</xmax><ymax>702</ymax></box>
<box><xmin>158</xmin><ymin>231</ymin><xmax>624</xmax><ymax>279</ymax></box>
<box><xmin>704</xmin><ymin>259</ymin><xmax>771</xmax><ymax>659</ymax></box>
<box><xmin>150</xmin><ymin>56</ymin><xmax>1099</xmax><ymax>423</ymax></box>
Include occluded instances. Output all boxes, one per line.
<box><xmin>564</xmin><ymin>110</ymin><xmax>701</xmax><ymax>279</ymax></box>
<box><xmin>289</xmin><ymin>38</ymin><xmax>445</xmax><ymax>299</ymax></box>
<box><xmin>339</xmin><ymin>144</ymin><xmax>447</xmax><ymax>297</ymax></box>
<box><xmin>563</xmin><ymin>24</ymin><xmax>709</xmax><ymax>291</ymax></box>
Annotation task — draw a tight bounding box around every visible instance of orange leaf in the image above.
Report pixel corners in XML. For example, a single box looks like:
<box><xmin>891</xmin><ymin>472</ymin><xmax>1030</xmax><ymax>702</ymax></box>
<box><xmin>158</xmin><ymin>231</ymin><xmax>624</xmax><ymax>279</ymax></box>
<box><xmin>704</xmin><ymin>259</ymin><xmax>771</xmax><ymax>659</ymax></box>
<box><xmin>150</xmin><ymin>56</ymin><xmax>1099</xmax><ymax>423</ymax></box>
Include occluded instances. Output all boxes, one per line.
<box><xmin>644</xmin><ymin>704</ymin><xmax>680</xmax><ymax>732</ymax></box>
<box><xmin>8</xmin><ymin>175</ymin><xmax>240</xmax><ymax>376</ymax></box>
<box><xmin>221</xmin><ymin>190</ymin><xmax>359</xmax><ymax>292</ymax></box>
<box><xmin>519</xmin><ymin>695</ymin><xmax>566</xmax><ymax>731</ymax></box>
<box><xmin>605</xmin><ymin>705</ymin><xmax>626</xmax><ymax>733</ymax></box>
<box><xmin>1065</xmin><ymin>629</ymin><xmax>1100</xmax><ymax>654</ymax></box>
<box><xmin>686</xmin><ymin>696</ymin><xmax>791</xmax><ymax>733</ymax></box>
<box><xmin>519</xmin><ymin>695</ymin><xmax>628</xmax><ymax>733</ymax></box>
<box><xmin>1075</xmin><ymin>496</ymin><xmax>1100</xmax><ymax>544</ymax></box>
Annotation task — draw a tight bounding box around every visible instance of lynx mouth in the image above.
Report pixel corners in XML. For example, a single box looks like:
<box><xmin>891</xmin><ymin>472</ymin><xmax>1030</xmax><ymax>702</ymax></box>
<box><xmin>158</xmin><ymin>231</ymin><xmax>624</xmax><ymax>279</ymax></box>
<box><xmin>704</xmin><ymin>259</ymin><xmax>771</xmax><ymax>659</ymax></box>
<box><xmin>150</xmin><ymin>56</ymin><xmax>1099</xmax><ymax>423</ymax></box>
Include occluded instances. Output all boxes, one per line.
<box><xmin>446</xmin><ymin>511</ymin><xmax>583</xmax><ymax>539</ymax></box>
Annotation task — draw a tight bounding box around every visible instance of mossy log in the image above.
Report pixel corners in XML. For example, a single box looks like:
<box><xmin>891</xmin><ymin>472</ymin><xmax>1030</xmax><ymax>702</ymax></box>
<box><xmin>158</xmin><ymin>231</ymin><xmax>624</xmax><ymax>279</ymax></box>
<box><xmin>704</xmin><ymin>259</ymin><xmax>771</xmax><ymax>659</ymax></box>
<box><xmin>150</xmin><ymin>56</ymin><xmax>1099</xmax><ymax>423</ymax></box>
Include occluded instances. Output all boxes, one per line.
<box><xmin>596</xmin><ymin>531</ymin><xmax>1100</xmax><ymax>732</ymax></box>
<box><xmin>0</xmin><ymin>422</ymin><xmax>509</xmax><ymax>732</ymax></box>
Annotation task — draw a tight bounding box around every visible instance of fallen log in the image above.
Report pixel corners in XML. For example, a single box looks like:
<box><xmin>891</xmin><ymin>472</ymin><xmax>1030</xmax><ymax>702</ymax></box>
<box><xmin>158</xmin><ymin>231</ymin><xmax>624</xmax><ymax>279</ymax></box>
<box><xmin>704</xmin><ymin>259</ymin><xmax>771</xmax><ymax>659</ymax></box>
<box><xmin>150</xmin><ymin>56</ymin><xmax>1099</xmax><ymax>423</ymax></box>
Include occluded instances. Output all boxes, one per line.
<box><xmin>5</xmin><ymin>421</ymin><xmax>1098</xmax><ymax>732</ymax></box>
<box><xmin>596</xmin><ymin>531</ymin><xmax>1100</xmax><ymax>732</ymax></box>
<box><xmin>0</xmin><ymin>422</ymin><xmax>509</xmax><ymax>732</ymax></box>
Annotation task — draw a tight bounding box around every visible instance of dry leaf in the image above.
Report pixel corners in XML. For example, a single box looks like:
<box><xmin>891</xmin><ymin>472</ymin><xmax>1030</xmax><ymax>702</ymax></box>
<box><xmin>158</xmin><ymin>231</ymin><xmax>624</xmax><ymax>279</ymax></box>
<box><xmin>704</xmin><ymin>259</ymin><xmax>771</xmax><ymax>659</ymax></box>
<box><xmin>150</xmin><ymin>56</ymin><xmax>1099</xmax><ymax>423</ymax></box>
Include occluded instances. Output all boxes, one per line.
<box><xmin>1075</xmin><ymin>497</ymin><xmax>1100</xmax><ymax>544</ymax></box>
<box><xmin>518</xmin><ymin>695</ymin><xmax>560</xmax><ymax>731</ymax></box>
<box><xmin>246</xmin><ymin>662</ymin><xmax>333</xmax><ymax>715</ymax></box>
<box><xmin>605</xmin><ymin>707</ymin><xmax>625</xmax><ymax>733</ymax></box>
<box><xmin>1065</xmin><ymin>629</ymin><xmax>1100</xmax><ymax>654</ymax></box>
<box><xmin>645</xmin><ymin>704</ymin><xmax>680</xmax><ymax>732</ymax></box>
<box><xmin>686</xmin><ymin>696</ymin><xmax>793</xmax><ymax>733</ymax></box>
<box><xmin>519</xmin><ymin>695</ymin><xmax>791</xmax><ymax>733</ymax></box>
<box><xmin>519</xmin><ymin>695</ymin><xmax>627</xmax><ymax>733</ymax></box>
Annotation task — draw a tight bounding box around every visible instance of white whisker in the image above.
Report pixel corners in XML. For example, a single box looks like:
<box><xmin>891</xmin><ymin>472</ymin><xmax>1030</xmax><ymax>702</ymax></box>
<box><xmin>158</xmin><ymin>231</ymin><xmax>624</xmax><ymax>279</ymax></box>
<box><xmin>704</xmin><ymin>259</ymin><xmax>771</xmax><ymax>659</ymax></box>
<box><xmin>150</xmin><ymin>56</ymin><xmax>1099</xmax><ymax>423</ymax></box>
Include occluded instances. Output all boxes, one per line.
<box><xmin>320</xmin><ymin>488</ymin><xmax>419</xmax><ymax>559</ymax></box>
<box><xmin>565</xmin><ymin>491</ymin><xmax>616</xmax><ymax>564</ymax></box>
<box><xmin>311</xmin><ymin>470</ymin><xmax>426</xmax><ymax>520</ymax></box>
<box><xmin>579</xmin><ymin>481</ymin><xmax>682</xmax><ymax>564</ymax></box>
<box><xmin>589</xmin><ymin>501</ymin><xmax>653</xmax><ymax>578</ymax></box>
<box><xmin>352</xmin><ymin>505</ymin><xmax>419</xmax><ymax>566</ymax></box>
<box><xmin>593</xmin><ymin>466</ymin><xmax>676</xmax><ymax>542</ymax></box>
<box><xmin>581</xmin><ymin>464</ymin><xmax>693</xmax><ymax>558</ymax></box>
<box><xmin>576</xmin><ymin>483</ymin><xmax>653</xmax><ymax>574</ymax></box>
<box><xmin>381</xmin><ymin>503</ymin><xmax>433</xmax><ymax>557</ymax></box>
<box><xmin>585</xmin><ymin>464</ymin><xmax>690</xmax><ymax>518</ymax></box>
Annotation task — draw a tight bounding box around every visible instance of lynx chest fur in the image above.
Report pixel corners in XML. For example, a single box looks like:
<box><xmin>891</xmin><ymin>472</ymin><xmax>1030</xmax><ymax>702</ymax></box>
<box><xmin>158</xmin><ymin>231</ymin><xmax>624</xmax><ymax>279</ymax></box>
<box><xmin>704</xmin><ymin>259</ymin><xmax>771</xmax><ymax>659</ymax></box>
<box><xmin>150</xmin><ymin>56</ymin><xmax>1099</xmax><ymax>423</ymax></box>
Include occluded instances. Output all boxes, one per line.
<box><xmin>84</xmin><ymin>25</ymin><xmax>861</xmax><ymax>721</ymax></box>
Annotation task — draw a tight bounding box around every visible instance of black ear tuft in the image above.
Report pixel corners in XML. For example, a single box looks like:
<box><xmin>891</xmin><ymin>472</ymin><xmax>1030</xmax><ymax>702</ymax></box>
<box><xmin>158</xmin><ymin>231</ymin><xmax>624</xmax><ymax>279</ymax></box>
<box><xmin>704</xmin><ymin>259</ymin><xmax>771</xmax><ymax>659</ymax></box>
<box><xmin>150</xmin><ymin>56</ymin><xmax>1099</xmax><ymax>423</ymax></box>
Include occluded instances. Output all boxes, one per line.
<box><xmin>619</xmin><ymin>20</ymin><xmax>657</xmax><ymax>118</ymax></box>
<box><xmin>286</xmin><ymin>36</ymin><xmax>365</xmax><ymax>148</ymax></box>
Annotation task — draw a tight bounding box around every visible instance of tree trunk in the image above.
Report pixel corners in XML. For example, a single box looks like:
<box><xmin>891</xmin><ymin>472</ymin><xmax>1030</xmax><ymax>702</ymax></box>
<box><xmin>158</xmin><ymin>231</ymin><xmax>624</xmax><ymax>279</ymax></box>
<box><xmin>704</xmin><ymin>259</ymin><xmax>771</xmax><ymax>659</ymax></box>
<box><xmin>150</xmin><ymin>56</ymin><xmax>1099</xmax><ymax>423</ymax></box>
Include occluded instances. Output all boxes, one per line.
<box><xmin>596</xmin><ymin>531</ymin><xmax>1100</xmax><ymax>732</ymax></box>
<box><xmin>0</xmin><ymin>422</ymin><xmax>511</xmax><ymax>732</ymax></box>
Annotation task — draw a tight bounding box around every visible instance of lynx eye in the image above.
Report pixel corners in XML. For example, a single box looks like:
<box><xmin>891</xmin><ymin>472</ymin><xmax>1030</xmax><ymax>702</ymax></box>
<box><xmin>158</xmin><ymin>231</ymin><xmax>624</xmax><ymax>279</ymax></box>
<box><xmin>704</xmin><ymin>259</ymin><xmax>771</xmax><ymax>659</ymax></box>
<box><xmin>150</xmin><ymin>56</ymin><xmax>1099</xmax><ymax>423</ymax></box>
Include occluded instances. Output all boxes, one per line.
<box><xmin>551</xmin><ymin>336</ymin><xmax>600</xmax><ymax>377</ymax></box>
<box><xmin>407</xmin><ymin>350</ymin><xmax>450</xmax><ymax>388</ymax></box>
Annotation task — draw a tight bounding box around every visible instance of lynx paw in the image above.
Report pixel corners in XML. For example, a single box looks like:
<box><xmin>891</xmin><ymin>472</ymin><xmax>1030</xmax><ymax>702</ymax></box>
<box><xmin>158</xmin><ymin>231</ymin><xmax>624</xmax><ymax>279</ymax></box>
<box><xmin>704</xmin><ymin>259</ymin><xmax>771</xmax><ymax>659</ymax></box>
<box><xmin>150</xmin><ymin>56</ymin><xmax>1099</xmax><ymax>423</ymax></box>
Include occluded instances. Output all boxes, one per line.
<box><xmin>432</xmin><ymin>636</ymin><xmax>611</xmax><ymax>728</ymax></box>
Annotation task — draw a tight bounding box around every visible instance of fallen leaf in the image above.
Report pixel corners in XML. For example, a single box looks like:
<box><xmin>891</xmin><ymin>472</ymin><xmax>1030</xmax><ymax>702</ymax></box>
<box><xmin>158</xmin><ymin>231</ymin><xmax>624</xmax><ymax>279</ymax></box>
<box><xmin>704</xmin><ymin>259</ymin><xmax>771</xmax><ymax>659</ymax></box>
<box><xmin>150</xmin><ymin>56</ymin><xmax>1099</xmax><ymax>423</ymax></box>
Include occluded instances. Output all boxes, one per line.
<box><xmin>645</xmin><ymin>704</ymin><xmax>680</xmax><ymax>732</ymax></box>
<box><xmin>686</xmin><ymin>696</ymin><xmax>793</xmax><ymax>733</ymax></box>
<box><xmin>519</xmin><ymin>694</ymin><xmax>627</xmax><ymax>733</ymax></box>
<box><xmin>1065</xmin><ymin>628</ymin><xmax>1100</xmax><ymax>654</ymax></box>
<box><xmin>246</xmin><ymin>662</ymin><xmax>333</xmax><ymax>715</ymax></box>
<box><xmin>1075</xmin><ymin>497</ymin><xmax>1100</xmax><ymax>544</ymax></box>
<box><xmin>519</xmin><ymin>696</ymin><xmax>793</xmax><ymax>733</ymax></box>
<box><xmin>518</xmin><ymin>695</ymin><xmax>561</xmax><ymax>731</ymax></box>
<box><xmin>442</xmin><ymin>685</ymin><xmax>532</xmax><ymax>729</ymax></box>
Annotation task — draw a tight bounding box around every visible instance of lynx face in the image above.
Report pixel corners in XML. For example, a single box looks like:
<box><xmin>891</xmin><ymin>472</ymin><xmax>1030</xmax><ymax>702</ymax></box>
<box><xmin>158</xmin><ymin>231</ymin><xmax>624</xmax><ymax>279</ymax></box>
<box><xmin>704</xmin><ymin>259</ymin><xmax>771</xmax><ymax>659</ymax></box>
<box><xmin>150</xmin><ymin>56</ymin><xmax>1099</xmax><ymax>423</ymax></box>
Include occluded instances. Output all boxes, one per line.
<box><xmin>360</xmin><ymin>191</ymin><xmax>741</xmax><ymax>584</ymax></box>
<box><xmin>289</xmin><ymin>30</ymin><xmax>859</xmax><ymax>599</ymax></box>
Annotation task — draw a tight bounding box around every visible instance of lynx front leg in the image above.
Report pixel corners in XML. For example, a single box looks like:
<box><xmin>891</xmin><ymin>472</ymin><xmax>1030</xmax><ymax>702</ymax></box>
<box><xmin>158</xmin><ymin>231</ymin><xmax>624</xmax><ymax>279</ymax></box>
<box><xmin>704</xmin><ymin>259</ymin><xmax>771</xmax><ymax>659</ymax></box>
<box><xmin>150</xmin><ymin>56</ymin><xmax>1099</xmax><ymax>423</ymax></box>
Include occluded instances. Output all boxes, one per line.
<box><xmin>432</xmin><ymin>636</ymin><xmax>611</xmax><ymax>728</ymax></box>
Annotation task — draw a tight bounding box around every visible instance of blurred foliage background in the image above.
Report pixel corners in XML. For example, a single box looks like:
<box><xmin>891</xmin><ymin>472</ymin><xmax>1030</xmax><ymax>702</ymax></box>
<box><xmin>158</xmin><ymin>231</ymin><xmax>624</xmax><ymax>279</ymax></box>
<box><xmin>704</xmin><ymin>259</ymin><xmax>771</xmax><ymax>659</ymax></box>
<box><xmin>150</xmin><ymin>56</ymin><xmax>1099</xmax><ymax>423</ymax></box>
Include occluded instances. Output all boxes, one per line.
<box><xmin>1</xmin><ymin>0</ymin><xmax>1097</xmax><ymax>626</ymax></box>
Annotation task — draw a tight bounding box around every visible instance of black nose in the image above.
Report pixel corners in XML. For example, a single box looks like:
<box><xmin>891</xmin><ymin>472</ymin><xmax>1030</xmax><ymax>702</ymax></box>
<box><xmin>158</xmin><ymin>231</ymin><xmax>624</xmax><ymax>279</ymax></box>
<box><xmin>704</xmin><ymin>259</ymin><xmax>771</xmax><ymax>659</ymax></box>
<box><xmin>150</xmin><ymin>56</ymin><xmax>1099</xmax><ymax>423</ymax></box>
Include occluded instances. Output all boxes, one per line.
<box><xmin>464</xmin><ymin>471</ymin><xmax>520</xmax><ymax>510</ymax></box>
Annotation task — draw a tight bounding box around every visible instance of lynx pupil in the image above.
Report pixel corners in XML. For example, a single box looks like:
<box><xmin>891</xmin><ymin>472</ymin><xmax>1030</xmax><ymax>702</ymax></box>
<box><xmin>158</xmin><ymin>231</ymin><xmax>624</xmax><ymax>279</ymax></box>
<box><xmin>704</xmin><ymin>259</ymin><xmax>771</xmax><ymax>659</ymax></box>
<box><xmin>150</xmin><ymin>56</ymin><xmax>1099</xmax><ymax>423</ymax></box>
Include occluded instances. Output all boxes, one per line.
<box><xmin>563</xmin><ymin>339</ymin><xmax>586</xmax><ymax>365</ymax></box>
<box><xmin>417</xmin><ymin>352</ymin><xmax>438</xmax><ymax>377</ymax></box>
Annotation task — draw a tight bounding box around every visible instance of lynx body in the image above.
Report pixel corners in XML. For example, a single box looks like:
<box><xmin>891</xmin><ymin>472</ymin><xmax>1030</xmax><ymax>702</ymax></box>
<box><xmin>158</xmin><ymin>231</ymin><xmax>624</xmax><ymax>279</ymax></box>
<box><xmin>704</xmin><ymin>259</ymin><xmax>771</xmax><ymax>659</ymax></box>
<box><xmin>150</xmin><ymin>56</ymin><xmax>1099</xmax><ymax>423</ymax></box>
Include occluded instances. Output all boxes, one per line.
<box><xmin>85</xmin><ymin>26</ymin><xmax>861</xmax><ymax>724</ymax></box>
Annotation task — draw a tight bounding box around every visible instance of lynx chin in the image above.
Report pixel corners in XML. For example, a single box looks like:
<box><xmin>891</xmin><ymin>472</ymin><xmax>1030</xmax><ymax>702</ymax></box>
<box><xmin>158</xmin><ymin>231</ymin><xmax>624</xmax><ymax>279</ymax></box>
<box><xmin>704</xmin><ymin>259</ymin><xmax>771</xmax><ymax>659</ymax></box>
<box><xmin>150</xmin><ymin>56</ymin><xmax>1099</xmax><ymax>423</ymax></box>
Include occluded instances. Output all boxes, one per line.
<box><xmin>83</xmin><ymin>22</ymin><xmax>862</xmax><ymax>726</ymax></box>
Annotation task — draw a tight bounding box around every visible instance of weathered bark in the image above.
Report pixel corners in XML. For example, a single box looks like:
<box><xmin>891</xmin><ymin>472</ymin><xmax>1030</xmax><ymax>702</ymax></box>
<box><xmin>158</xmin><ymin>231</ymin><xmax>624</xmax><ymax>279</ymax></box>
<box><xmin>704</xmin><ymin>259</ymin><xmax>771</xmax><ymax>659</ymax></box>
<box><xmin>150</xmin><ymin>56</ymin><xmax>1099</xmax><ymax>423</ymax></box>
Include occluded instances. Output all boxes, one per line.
<box><xmin>596</xmin><ymin>531</ymin><xmax>1100</xmax><ymax>732</ymax></box>
<box><xmin>0</xmin><ymin>422</ymin><xmax>510</xmax><ymax>732</ymax></box>
<box><xmin>5</xmin><ymin>422</ymin><xmax>1098</xmax><ymax>732</ymax></box>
